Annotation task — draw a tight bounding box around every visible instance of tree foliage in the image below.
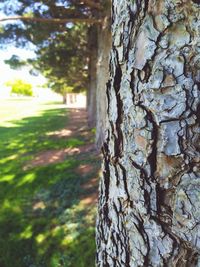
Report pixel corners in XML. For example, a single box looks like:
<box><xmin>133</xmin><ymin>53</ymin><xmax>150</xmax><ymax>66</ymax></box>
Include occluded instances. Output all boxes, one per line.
<box><xmin>31</xmin><ymin>24</ymin><xmax>88</xmax><ymax>95</ymax></box>
<box><xmin>0</xmin><ymin>0</ymin><xmax>101</xmax><ymax>46</ymax></box>
<box><xmin>4</xmin><ymin>55</ymin><xmax>27</xmax><ymax>69</ymax></box>
<box><xmin>5</xmin><ymin>79</ymin><xmax>33</xmax><ymax>96</ymax></box>
<box><xmin>0</xmin><ymin>0</ymin><xmax>102</xmax><ymax>95</ymax></box>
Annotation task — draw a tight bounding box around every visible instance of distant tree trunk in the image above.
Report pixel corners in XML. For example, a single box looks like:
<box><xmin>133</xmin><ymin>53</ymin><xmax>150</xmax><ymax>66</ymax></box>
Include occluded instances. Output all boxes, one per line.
<box><xmin>96</xmin><ymin>5</ymin><xmax>112</xmax><ymax>149</ymax></box>
<box><xmin>87</xmin><ymin>25</ymin><xmax>98</xmax><ymax>128</ymax></box>
<box><xmin>62</xmin><ymin>93</ymin><xmax>67</xmax><ymax>104</ymax></box>
<box><xmin>97</xmin><ymin>1</ymin><xmax>200</xmax><ymax>266</ymax></box>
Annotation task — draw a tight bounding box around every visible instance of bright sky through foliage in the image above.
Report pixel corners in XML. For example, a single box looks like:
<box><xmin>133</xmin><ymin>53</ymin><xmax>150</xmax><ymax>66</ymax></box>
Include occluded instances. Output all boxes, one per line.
<box><xmin>0</xmin><ymin>47</ymin><xmax>46</xmax><ymax>90</ymax></box>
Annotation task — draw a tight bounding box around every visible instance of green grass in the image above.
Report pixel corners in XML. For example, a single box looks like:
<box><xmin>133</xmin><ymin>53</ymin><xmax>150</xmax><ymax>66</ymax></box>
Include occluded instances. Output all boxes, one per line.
<box><xmin>0</xmin><ymin>98</ymin><xmax>100</xmax><ymax>267</ymax></box>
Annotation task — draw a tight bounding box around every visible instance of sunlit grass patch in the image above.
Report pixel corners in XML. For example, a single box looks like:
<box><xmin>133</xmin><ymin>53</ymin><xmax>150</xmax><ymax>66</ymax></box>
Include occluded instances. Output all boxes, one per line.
<box><xmin>0</xmin><ymin>98</ymin><xmax>100</xmax><ymax>267</ymax></box>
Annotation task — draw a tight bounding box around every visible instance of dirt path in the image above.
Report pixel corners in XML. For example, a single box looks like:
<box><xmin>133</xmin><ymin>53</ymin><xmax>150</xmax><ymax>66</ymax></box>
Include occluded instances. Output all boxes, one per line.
<box><xmin>24</xmin><ymin>108</ymin><xmax>96</xmax><ymax>169</ymax></box>
<box><xmin>24</xmin><ymin>107</ymin><xmax>100</xmax><ymax>205</ymax></box>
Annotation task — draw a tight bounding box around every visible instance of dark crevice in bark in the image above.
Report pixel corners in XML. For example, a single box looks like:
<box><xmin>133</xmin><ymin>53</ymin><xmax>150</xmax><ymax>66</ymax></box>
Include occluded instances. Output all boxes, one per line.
<box><xmin>102</xmin><ymin>134</ymin><xmax>112</xmax><ymax>227</ymax></box>
<box><xmin>177</xmin><ymin>121</ymin><xmax>191</xmax><ymax>170</ymax></box>
<box><xmin>114</xmin><ymin>165</ymin><xmax>120</xmax><ymax>186</ymax></box>
<box><xmin>138</xmin><ymin>62</ymin><xmax>152</xmax><ymax>84</ymax></box>
<box><xmin>111</xmin><ymin>3</ymin><xmax>115</xmax><ymax>25</ymax></box>
<box><xmin>102</xmin><ymin>193</ymin><xmax>110</xmax><ymax>228</ymax></box>
<box><xmin>130</xmin><ymin>71</ymin><xmax>136</xmax><ymax>103</ymax></box>
<box><xmin>195</xmin><ymin>102</ymin><xmax>200</xmax><ymax>125</ymax></box>
<box><xmin>129</xmin><ymin>159</ymin><xmax>149</xmax><ymax>185</ymax></box>
<box><xmin>110</xmin><ymin>229</ymin><xmax>119</xmax><ymax>258</ymax></box>
<box><xmin>118</xmin><ymin>163</ymin><xmax>131</xmax><ymax>205</ymax></box>
<box><xmin>182</xmin><ymin>84</ymin><xmax>193</xmax><ymax>118</ymax></box>
<box><xmin>192</xmin><ymin>0</ymin><xmax>200</xmax><ymax>5</ymax></box>
<box><xmin>124</xmin><ymin>20</ymin><xmax>133</xmax><ymax>61</ymax></box>
<box><xmin>125</xmin><ymin>246</ymin><xmax>131</xmax><ymax>267</ymax></box>
<box><xmin>138</xmin><ymin>103</ymin><xmax>158</xmax><ymax>179</ymax></box>
<box><xmin>160</xmin><ymin>118</ymin><xmax>181</xmax><ymax>123</ymax></box>
<box><xmin>127</xmin><ymin>2</ymin><xmax>137</xmax><ymax>23</ymax></box>
<box><xmin>144</xmin><ymin>0</ymin><xmax>150</xmax><ymax>16</ymax></box>
<box><xmin>155</xmin><ymin>184</ymin><xmax>164</xmax><ymax>215</ymax></box>
<box><xmin>99</xmin><ymin>220</ymin><xmax>106</xmax><ymax>243</ymax></box>
<box><xmin>177</xmin><ymin>80</ymin><xmax>200</xmax><ymax>170</ymax></box>
<box><xmin>113</xmin><ymin>203</ymin><xmax>120</xmax><ymax>230</ymax></box>
<box><xmin>147</xmin><ymin>33</ymin><xmax>163</xmax><ymax>67</ymax></box>
<box><xmin>120</xmin><ymin>230</ymin><xmax>131</xmax><ymax>267</ymax></box>
<box><xmin>114</xmin><ymin>226</ymin><xmax>124</xmax><ymax>246</ymax></box>
<box><xmin>103</xmin><ymin>251</ymin><xmax>109</xmax><ymax>267</ymax></box>
<box><xmin>133</xmin><ymin>213</ymin><xmax>150</xmax><ymax>265</ymax></box>
<box><xmin>113</xmin><ymin>49</ymin><xmax>123</xmax><ymax>159</ymax></box>
<box><xmin>106</xmin><ymin>79</ymin><xmax>111</xmax><ymax>117</ymax></box>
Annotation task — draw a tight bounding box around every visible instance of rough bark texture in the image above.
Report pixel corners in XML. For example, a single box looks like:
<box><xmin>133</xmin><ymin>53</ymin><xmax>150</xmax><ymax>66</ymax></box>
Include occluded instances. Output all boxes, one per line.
<box><xmin>87</xmin><ymin>25</ymin><xmax>98</xmax><ymax>128</ymax></box>
<box><xmin>97</xmin><ymin>1</ymin><xmax>200</xmax><ymax>266</ymax></box>
<box><xmin>96</xmin><ymin>10</ymin><xmax>112</xmax><ymax>149</ymax></box>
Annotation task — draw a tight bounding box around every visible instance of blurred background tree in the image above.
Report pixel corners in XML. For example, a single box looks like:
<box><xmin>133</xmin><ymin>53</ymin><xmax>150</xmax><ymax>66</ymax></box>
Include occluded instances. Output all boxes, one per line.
<box><xmin>0</xmin><ymin>0</ymin><xmax>111</xmax><ymax>146</ymax></box>
<box><xmin>31</xmin><ymin>25</ymin><xmax>88</xmax><ymax>103</ymax></box>
<box><xmin>5</xmin><ymin>79</ymin><xmax>33</xmax><ymax>96</ymax></box>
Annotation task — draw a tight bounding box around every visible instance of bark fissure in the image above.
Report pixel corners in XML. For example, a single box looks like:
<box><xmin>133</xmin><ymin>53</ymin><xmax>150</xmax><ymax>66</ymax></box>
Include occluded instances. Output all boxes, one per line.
<box><xmin>111</xmin><ymin>50</ymin><xmax>124</xmax><ymax>160</ymax></box>
<box><xmin>138</xmin><ymin>103</ymin><xmax>158</xmax><ymax>179</ymax></box>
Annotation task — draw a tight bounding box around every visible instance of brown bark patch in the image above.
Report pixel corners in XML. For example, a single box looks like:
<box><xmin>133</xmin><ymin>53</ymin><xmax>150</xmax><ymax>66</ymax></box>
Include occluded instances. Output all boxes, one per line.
<box><xmin>148</xmin><ymin>1</ymin><xmax>164</xmax><ymax>15</ymax></box>
<box><xmin>134</xmin><ymin>131</ymin><xmax>148</xmax><ymax>149</ymax></box>
<box><xmin>162</xmin><ymin>75</ymin><xmax>176</xmax><ymax>87</ymax></box>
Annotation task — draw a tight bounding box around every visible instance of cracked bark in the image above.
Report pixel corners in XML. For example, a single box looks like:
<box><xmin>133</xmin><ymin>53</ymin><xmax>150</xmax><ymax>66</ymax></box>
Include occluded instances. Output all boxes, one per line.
<box><xmin>96</xmin><ymin>0</ymin><xmax>200</xmax><ymax>266</ymax></box>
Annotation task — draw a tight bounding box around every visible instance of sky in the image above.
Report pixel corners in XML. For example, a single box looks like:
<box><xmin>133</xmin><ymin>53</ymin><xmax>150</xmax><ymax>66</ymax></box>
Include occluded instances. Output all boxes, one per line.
<box><xmin>0</xmin><ymin>46</ymin><xmax>47</xmax><ymax>89</ymax></box>
<box><xmin>0</xmin><ymin>9</ymin><xmax>46</xmax><ymax>90</ymax></box>
<box><xmin>0</xmin><ymin>6</ymin><xmax>49</xmax><ymax>100</ymax></box>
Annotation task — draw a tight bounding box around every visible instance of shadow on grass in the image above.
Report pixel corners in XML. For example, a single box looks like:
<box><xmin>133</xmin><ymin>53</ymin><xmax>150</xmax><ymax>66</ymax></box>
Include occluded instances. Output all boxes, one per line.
<box><xmin>0</xmin><ymin>104</ymin><xmax>100</xmax><ymax>267</ymax></box>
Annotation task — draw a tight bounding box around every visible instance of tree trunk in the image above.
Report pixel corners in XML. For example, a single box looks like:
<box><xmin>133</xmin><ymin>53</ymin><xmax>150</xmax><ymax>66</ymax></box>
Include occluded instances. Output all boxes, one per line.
<box><xmin>96</xmin><ymin>1</ymin><xmax>200</xmax><ymax>266</ymax></box>
<box><xmin>87</xmin><ymin>25</ymin><xmax>98</xmax><ymax>128</ymax></box>
<box><xmin>62</xmin><ymin>93</ymin><xmax>67</xmax><ymax>104</ymax></box>
<box><xmin>96</xmin><ymin>8</ymin><xmax>112</xmax><ymax>149</ymax></box>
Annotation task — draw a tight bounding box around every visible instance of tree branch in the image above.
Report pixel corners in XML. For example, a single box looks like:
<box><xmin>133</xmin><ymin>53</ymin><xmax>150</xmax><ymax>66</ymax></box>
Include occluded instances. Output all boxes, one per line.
<box><xmin>0</xmin><ymin>16</ymin><xmax>102</xmax><ymax>24</ymax></box>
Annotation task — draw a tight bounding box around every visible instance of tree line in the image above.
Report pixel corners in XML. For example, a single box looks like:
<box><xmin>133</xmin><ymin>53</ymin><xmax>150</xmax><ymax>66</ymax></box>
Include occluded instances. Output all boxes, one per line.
<box><xmin>0</xmin><ymin>0</ymin><xmax>111</xmax><ymax>148</ymax></box>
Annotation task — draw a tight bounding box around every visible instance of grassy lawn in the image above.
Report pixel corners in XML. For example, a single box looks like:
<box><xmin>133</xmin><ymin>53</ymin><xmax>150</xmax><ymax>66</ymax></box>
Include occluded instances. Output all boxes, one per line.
<box><xmin>0</xmin><ymin>98</ymin><xmax>100</xmax><ymax>267</ymax></box>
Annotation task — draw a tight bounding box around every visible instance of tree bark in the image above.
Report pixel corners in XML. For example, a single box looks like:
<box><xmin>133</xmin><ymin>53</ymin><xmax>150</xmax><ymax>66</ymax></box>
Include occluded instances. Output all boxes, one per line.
<box><xmin>96</xmin><ymin>8</ymin><xmax>112</xmax><ymax>149</ymax></box>
<box><xmin>87</xmin><ymin>25</ymin><xmax>98</xmax><ymax>128</ymax></box>
<box><xmin>96</xmin><ymin>1</ymin><xmax>200</xmax><ymax>266</ymax></box>
<box><xmin>62</xmin><ymin>93</ymin><xmax>67</xmax><ymax>104</ymax></box>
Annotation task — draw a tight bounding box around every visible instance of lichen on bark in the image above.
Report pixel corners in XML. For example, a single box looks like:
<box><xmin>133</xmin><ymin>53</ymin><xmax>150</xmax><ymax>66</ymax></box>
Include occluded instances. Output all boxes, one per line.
<box><xmin>96</xmin><ymin>0</ymin><xmax>200</xmax><ymax>266</ymax></box>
